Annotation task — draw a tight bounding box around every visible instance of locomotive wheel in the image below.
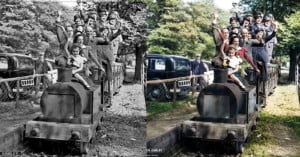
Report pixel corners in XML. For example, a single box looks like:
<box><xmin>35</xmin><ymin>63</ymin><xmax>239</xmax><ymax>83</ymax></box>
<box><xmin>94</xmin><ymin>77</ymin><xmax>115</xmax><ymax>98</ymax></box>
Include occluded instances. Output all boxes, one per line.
<box><xmin>73</xmin><ymin>142</ymin><xmax>89</xmax><ymax>154</ymax></box>
<box><xmin>234</xmin><ymin>141</ymin><xmax>244</xmax><ymax>154</ymax></box>
<box><xmin>80</xmin><ymin>142</ymin><xmax>89</xmax><ymax>154</ymax></box>
<box><xmin>96</xmin><ymin>116</ymin><xmax>104</xmax><ymax>131</ymax></box>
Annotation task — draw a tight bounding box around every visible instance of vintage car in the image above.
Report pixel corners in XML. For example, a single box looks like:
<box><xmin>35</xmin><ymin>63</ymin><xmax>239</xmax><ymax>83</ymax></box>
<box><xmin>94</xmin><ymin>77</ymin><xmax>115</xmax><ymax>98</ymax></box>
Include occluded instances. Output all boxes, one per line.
<box><xmin>0</xmin><ymin>53</ymin><xmax>35</xmax><ymax>100</ymax></box>
<box><xmin>146</xmin><ymin>54</ymin><xmax>191</xmax><ymax>101</ymax></box>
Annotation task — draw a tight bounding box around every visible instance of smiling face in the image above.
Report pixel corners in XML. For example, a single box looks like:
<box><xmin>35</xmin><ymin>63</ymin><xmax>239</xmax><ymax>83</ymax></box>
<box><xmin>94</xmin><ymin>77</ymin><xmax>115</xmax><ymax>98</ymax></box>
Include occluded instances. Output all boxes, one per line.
<box><xmin>232</xmin><ymin>37</ymin><xmax>239</xmax><ymax>47</ymax></box>
<box><xmin>243</xmin><ymin>20</ymin><xmax>249</xmax><ymax>27</ymax></box>
<box><xmin>256</xmin><ymin>30</ymin><xmax>264</xmax><ymax>39</ymax></box>
<box><xmin>75</xmin><ymin>35</ymin><xmax>84</xmax><ymax>45</ymax></box>
<box><xmin>99</xmin><ymin>12</ymin><xmax>108</xmax><ymax>22</ymax></box>
<box><xmin>222</xmin><ymin>28</ymin><xmax>229</xmax><ymax>39</ymax></box>
<box><xmin>241</xmin><ymin>29</ymin><xmax>248</xmax><ymax>38</ymax></box>
<box><xmin>227</xmin><ymin>48</ymin><xmax>236</xmax><ymax>57</ymax></box>
<box><xmin>255</xmin><ymin>16</ymin><xmax>262</xmax><ymax>24</ymax></box>
<box><xmin>66</xmin><ymin>26</ymin><xmax>74</xmax><ymax>37</ymax></box>
<box><xmin>86</xmin><ymin>26</ymin><xmax>94</xmax><ymax>37</ymax></box>
<box><xmin>74</xmin><ymin>18</ymin><xmax>82</xmax><ymax>26</ymax></box>
<box><xmin>72</xmin><ymin>47</ymin><xmax>80</xmax><ymax>56</ymax></box>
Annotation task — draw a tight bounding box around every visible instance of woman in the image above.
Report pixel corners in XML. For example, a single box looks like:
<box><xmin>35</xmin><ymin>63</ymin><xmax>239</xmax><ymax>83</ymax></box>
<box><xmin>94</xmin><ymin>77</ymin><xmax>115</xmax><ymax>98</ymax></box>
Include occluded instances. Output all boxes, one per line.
<box><xmin>73</xmin><ymin>34</ymin><xmax>105</xmax><ymax>76</ymax></box>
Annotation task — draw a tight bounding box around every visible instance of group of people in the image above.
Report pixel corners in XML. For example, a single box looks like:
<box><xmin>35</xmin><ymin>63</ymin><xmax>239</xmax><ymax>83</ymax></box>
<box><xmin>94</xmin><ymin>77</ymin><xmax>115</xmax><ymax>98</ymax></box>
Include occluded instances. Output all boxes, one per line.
<box><xmin>54</xmin><ymin>3</ymin><xmax>123</xmax><ymax>89</ymax></box>
<box><xmin>191</xmin><ymin>10</ymin><xmax>278</xmax><ymax>90</ymax></box>
<box><xmin>211</xmin><ymin>10</ymin><xmax>278</xmax><ymax>89</ymax></box>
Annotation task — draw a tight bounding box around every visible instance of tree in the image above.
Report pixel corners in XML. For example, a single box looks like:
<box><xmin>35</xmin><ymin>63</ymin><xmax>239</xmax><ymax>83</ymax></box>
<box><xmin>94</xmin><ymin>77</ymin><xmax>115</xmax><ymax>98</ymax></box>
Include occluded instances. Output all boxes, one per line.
<box><xmin>147</xmin><ymin>0</ymin><xmax>227</xmax><ymax>59</ymax></box>
<box><xmin>0</xmin><ymin>1</ymin><xmax>72</xmax><ymax>57</ymax></box>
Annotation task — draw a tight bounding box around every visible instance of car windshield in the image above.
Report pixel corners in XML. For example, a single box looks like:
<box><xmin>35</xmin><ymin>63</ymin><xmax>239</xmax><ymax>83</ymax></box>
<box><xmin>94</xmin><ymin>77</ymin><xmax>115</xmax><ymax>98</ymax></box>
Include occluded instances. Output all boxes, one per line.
<box><xmin>18</xmin><ymin>57</ymin><xmax>34</xmax><ymax>69</ymax></box>
<box><xmin>175</xmin><ymin>58</ymin><xmax>190</xmax><ymax>71</ymax></box>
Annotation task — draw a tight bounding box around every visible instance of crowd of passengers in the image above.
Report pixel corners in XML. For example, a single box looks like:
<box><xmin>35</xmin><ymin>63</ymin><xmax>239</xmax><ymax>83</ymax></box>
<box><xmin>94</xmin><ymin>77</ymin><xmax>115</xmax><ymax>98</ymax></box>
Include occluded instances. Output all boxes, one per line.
<box><xmin>54</xmin><ymin>4</ymin><xmax>124</xmax><ymax>89</ymax></box>
<box><xmin>211</xmin><ymin>10</ymin><xmax>278</xmax><ymax>89</ymax></box>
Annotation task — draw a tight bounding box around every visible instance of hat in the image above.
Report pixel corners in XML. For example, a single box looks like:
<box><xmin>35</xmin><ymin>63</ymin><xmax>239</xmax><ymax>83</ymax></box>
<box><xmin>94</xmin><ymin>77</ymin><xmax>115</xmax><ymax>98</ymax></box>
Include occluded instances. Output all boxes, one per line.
<box><xmin>254</xmin><ymin>11</ymin><xmax>263</xmax><ymax>19</ymax></box>
<box><xmin>255</xmin><ymin>26</ymin><xmax>264</xmax><ymax>34</ymax></box>
<box><xmin>98</xmin><ymin>8</ymin><xmax>108</xmax><ymax>15</ymax></box>
<box><xmin>266</xmin><ymin>13</ymin><xmax>273</xmax><ymax>19</ymax></box>
<box><xmin>263</xmin><ymin>16</ymin><xmax>271</xmax><ymax>22</ymax></box>
<box><xmin>109</xmin><ymin>11</ymin><xmax>119</xmax><ymax>19</ymax></box>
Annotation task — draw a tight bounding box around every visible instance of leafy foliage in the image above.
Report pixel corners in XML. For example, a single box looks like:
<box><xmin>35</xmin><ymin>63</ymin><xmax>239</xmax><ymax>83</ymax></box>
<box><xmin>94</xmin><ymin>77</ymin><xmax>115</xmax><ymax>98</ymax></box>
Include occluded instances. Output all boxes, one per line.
<box><xmin>146</xmin><ymin>0</ymin><xmax>231</xmax><ymax>59</ymax></box>
<box><xmin>0</xmin><ymin>1</ymin><xmax>72</xmax><ymax>57</ymax></box>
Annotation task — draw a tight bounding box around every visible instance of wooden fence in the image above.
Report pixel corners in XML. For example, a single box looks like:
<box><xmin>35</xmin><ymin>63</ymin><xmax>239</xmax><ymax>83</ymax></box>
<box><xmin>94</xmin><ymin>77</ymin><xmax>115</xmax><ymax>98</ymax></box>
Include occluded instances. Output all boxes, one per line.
<box><xmin>0</xmin><ymin>73</ymin><xmax>54</xmax><ymax>108</ymax></box>
<box><xmin>146</xmin><ymin>71</ymin><xmax>213</xmax><ymax>106</ymax></box>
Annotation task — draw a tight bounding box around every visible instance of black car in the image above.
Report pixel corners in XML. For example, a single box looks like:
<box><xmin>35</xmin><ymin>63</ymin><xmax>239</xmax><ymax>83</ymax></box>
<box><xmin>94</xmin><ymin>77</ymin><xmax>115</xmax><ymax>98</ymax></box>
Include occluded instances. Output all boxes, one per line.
<box><xmin>146</xmin><ymin>54</ymin><xmax>191</xmax><ymax>101</ymax></box>
<box><xmin>0</xmin><ymin>53</ymin><xmax>35</xmax><ymax>100</ymax></box>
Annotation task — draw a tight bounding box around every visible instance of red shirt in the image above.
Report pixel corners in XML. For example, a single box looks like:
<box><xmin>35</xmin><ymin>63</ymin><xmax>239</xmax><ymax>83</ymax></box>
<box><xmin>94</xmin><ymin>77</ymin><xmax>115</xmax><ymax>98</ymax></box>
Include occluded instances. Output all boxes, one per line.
<box><xmin>236</xmin><ymin>47</ymin><xmax>257</xmax><ymax>69</ymax></box>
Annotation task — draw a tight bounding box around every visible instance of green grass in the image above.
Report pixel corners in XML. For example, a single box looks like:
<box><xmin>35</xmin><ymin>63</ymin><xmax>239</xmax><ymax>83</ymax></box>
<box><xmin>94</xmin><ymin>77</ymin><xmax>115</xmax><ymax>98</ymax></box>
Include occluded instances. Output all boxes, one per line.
<box><xmin>146</xmin><ymin>95</ymin><xmax>196</xmax><ymax>118</ymax></box>
<box><xmin>244</xmin><ymin>111</ymin><xmax>300</xmax><ymax>156</ymax></box>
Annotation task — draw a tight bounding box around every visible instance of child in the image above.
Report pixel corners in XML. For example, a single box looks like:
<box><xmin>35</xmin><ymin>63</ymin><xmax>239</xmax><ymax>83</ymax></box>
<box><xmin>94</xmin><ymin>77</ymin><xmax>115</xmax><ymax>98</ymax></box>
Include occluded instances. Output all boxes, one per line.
<box><xmin>222</xmin><ymin>44</ymin><xmax>246</xmax><ymax>89</ymax></box>
<box><xmin>66</xmin><ymin>44</ymin><xmax>91</xmax><ymax>89</ymax></box>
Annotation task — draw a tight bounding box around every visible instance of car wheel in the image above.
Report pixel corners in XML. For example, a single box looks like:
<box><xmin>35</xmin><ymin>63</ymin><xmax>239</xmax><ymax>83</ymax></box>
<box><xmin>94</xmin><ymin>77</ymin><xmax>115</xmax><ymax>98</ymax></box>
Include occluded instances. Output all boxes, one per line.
<box><xmin>147</xmin><ymin>83</ymin><xmax>169</xmax><ymax>101</ymax></box>
<box><xmin>0</xmin><ymin>83</ymin><xmax>9</xmax><ymax>101</ymax></box>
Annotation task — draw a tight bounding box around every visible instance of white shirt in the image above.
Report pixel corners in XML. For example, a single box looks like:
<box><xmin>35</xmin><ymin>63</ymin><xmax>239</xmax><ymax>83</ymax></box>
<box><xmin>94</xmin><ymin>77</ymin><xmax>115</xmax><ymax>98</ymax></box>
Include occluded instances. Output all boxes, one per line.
<box><xmin>227</xmin><ymin>56</ymin><xmax>242</xmax><ymax>69</ymax></box>
<box><xmin>72</xmin><ymin>55</ymin><xmax>87</xmax><ymax>68</ymax></box>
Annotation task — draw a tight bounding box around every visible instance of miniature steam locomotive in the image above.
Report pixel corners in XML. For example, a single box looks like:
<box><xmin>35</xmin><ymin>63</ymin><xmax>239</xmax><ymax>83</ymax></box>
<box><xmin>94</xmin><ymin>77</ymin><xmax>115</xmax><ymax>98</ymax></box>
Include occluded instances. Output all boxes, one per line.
<box><xmin>24</xmin><ymin>62</ymin><xmax>124</xmax><ymax>153</ymax></box>
<box><xmin>182</xmin><ymin>64</ymin><xmax>279</xmax><ymax>154</ymax></box>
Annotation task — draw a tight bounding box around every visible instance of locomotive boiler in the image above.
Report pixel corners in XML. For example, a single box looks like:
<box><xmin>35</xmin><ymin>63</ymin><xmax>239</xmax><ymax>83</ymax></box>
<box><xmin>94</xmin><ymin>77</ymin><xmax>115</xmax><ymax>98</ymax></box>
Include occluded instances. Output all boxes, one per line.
<box><xmin>24</xmin><ymin>68</ymin><xmax>105</xmax><ymax>153</ymax></box>
<box><xmin>181</xmin><ymin>68</ymin><xmax>259</xmax><ymax>154</ymax></box>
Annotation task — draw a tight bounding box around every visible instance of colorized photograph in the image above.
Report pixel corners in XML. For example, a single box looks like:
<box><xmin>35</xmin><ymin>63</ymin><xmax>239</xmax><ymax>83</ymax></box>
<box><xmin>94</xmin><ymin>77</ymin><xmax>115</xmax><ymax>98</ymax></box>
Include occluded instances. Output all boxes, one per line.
<box><xmin>0</xmin><ymin>0</ymin><xmax>147</xmax><ymax>156</ymax></box>
<box><xmin>146</xmin><ymin>0</ymin><xmax>300</xmax><ymax>156</ymax></box>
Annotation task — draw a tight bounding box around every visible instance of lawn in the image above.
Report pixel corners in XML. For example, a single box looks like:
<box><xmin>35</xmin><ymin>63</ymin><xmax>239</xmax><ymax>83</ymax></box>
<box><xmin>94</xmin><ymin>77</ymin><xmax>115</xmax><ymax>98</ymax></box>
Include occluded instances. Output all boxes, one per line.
<box><xmin>146</xmin><ymin>95</ymin><xmax>196</xmax><ymax>120</ymax></box>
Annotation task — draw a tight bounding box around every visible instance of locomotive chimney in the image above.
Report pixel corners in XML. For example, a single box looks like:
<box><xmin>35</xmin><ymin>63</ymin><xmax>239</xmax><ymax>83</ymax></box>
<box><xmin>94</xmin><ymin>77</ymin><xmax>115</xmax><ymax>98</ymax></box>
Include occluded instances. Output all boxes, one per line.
<box><xmin>213</xmin><ymin>68</ymin><xmax>228</xmax><ymax>83</ymax></box>
<box><xmin>57</xmin><ymin>67</ymin><xmax>72</xmax><ymax>82</ymax></box>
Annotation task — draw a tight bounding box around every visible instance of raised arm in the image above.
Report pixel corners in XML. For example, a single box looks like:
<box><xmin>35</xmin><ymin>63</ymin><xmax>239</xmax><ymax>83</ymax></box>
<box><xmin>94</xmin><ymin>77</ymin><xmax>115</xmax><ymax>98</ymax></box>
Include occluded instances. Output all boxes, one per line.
<box><xmin>64</xmin><ymin>38</ymin><xmax>71</xmax><ymax>57</ymax></box>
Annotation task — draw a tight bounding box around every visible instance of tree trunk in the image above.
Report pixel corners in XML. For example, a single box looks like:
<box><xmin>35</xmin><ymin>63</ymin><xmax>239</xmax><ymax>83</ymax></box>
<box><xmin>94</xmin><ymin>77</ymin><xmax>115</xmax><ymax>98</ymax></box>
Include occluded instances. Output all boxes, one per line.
<box><xmin>288</xmin><ymin>50</ymin><xmax>297</xmax><ymax>82</ymax></box>
<box><xmin>134</xmin><ymin>43</ymin><xmax>146</xmax><ymax>83</ymax></box>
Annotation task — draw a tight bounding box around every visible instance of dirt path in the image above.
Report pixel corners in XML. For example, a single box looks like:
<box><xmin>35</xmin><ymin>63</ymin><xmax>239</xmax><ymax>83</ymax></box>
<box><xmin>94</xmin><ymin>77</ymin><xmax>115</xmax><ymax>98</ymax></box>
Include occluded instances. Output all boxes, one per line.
<box><xmin>91</xmin><ymin>83</ymin><xmax>147</xmax><ymax>156</ymax></box>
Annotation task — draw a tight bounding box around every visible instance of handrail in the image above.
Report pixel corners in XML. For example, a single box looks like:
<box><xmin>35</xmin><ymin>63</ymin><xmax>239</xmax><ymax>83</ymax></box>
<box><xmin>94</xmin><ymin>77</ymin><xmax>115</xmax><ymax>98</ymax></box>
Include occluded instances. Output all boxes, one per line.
<box><xmin>146</xmin><ymin>74</ymin><xmax>209</xmax><ymax>85</ymax></box>
<box><xmin>0</xmin><ymin>74</ymin><xmax>48</xmax><ymax>83</ymax></box>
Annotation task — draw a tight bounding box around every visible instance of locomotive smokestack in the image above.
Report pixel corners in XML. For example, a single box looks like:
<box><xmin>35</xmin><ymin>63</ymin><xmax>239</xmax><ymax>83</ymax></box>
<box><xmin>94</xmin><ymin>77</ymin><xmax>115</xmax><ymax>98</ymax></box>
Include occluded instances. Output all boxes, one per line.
<box><xmin>57</xmin><ymin>67</ymin><xmax>72</xmax><ymax>82</ymax></box>
<box><xmin>213</xmin><ymin>68</ymin><xmax>228</xmax><ymax>83</ymax></box>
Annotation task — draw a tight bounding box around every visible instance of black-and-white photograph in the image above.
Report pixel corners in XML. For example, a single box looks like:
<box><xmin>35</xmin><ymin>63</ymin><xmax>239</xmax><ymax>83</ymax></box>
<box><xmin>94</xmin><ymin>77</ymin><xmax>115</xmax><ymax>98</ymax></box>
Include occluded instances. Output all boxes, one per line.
<box><xmin>0</xmin><ymin>0</ymin><xmax>147</xmax><ymax>156</ymax></box>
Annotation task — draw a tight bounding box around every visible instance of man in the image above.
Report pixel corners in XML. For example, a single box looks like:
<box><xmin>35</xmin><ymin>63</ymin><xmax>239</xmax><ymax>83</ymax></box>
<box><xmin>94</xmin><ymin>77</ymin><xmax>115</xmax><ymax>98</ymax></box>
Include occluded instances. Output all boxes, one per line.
<box><xmin>250</xmin><ymin>12</ymin><xmax>264</xmax><ymax>38</ymax></box>
<box><xmin>191</xmin><ymin>53</ymin><xmax>209</xmax><ymax>90</ymax></box>
<box><xmin>263</xmin><ymin>14</ymin><xmax>277</xmax><ymax>63</ymax></box>
<box><xmin>239</xmin><ymin>28</ymin><xmax>252</xmax><ymax>58</ymax></box>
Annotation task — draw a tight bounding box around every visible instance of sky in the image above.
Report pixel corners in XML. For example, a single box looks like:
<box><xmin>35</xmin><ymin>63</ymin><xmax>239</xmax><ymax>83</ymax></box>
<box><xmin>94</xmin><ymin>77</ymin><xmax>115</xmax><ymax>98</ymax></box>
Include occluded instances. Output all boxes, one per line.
<box><xmin>213</xmin><ymin>0</ymin><xmax>240</xmax><ymax>11</ymax></box>
<box><xmin>52</xmin><ymin>0</ymin><xmax>239</xmax><ymax>11</ymax></box>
